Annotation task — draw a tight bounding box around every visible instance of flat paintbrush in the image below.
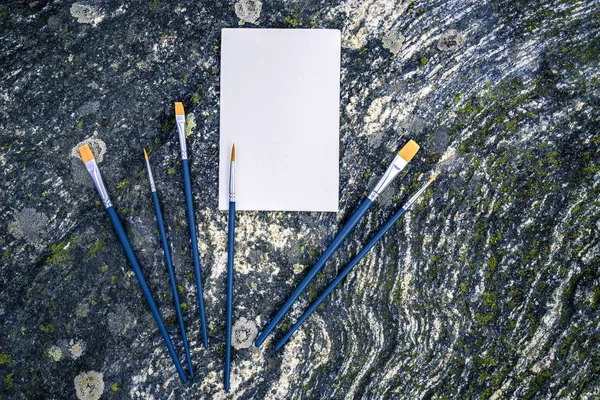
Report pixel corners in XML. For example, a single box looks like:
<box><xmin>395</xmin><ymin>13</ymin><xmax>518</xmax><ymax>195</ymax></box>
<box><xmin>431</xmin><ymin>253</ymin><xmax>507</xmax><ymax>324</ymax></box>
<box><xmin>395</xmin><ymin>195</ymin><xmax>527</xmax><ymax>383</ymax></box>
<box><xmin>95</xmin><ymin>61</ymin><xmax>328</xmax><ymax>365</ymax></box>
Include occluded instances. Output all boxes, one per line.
<box><xmin>143</xmin><ymin>149</ymin><xmax>193</xmax><ymax>378</ymax></box>
<box><xmin>255</xmin><ymin>140</ymin><xmax>420</xmax><ymax>347</ymax></box>
<box><xmin>274</xmin><ymin>172</ymin><xmax>439</xmax><ymax>351</ymax></box>
<box><xmin>175</xmin><ymin>102</ymin><xmax>209</xmax><ymax>348</ymax></box>
<box><xmin>78</xmin><ymin>144</ymin><xmax>187</xmax><ymax>383</ymax></box>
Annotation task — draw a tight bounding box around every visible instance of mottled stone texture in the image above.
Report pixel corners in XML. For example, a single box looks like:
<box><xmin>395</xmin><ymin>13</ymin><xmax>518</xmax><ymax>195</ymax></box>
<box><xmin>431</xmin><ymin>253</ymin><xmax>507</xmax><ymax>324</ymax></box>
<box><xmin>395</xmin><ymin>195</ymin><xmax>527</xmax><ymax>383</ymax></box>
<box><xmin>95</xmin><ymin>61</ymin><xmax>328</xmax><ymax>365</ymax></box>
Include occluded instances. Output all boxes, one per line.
<box><xmin>1</xmin><ymin>0</ymin><xmax>599</xmax><ymax>399</ymax></box>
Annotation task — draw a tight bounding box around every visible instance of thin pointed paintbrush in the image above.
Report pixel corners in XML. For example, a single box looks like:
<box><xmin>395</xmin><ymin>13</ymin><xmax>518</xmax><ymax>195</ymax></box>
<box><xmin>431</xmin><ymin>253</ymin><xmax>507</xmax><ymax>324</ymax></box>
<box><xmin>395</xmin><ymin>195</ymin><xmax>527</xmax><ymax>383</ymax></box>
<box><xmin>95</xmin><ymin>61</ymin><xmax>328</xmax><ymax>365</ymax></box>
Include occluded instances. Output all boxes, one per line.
<box><xmin>225</xmin><ymin>144</ymin><xmax>235</xmax><ymax>392</ymax></box>
<box><xmin>255</xmin><ymin>140</ymin><xmax>420</xmax><ymax>347</ymax></box>
<box><xmin>275</xmin><ymin>172</ymin><xmax>440</xmax><ymax>351</ymax></box>
<box><xmin>143</xmin><ymin>149</ymin><xmax>194</xmax><ymax>378</ymax></box>
<box><xmin>175</xmin><ymin>102</ymin><xmax>209</xmax><ymax>348</ymax></box>
<box><xmin>78</xmin><ymin>145</ymin><xmax>187</xmax><ymax>383</ymax></box>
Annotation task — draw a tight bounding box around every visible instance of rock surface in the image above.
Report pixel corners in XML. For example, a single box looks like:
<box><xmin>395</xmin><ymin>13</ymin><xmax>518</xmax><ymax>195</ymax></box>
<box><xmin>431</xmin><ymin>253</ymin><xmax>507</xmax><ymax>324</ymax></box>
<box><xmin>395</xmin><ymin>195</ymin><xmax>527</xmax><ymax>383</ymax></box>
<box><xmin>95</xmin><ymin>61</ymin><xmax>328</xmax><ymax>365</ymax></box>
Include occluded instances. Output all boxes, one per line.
<box><xmin>1</xmin><ymin>0</ymin><xmax>599</xmax><ymax>399</ymax></box>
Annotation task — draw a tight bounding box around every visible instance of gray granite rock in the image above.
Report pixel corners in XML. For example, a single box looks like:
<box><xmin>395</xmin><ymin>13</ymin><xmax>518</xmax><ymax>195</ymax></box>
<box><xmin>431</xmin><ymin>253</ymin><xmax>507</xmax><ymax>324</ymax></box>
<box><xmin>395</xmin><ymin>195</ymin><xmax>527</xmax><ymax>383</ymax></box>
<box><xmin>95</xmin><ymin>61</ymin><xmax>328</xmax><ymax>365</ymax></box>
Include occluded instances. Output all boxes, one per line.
<box><xmin>1</xmin><ymin>0</ymin><xmax>599</xmax><ymax>399</ymax></box>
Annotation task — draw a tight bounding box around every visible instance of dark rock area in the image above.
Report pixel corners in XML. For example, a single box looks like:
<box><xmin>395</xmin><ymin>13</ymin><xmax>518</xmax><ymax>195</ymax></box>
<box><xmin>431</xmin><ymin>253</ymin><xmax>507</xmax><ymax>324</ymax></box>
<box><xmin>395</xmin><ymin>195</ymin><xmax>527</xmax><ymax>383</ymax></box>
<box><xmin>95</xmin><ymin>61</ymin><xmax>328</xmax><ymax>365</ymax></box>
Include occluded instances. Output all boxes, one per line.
<box><xmin>1</xmin><ymin>0</ymin><xmax>599</xmax><ymax>398</ymax></box>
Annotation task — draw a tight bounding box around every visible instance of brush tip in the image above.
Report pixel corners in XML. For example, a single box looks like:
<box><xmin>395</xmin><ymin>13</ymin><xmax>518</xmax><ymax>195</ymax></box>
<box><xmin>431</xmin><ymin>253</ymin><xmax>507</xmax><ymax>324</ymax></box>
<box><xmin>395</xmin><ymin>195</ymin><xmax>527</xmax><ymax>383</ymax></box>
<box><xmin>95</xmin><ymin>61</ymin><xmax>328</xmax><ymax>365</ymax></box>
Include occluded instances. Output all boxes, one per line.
<box><xmin>398</xmin><ymin>140</ymin><xmax>420</xmax><ymax>162</ymax></box>
<box><xmin>429</xmin><ymin>171</ymin><xmax>440</xmax><ymax>183</ymax></box>
<box><xmin>231</xmin><ymin>143</ymin><xmax>235</xmax><ymax>161</ymax></box>
<box><xmin>174</xmin><ymin>102</ymin><xmax>184</xmax><ymax>115</ymax></box>
<box><xmin>79</xmin><ymin>144</ymin><xmax>95</xmax><ymax>163</ymax></box>
<box><xmin>143</xmin><ymin>149</ymin><xmax>149</xmax><ymax>160</ymax></box>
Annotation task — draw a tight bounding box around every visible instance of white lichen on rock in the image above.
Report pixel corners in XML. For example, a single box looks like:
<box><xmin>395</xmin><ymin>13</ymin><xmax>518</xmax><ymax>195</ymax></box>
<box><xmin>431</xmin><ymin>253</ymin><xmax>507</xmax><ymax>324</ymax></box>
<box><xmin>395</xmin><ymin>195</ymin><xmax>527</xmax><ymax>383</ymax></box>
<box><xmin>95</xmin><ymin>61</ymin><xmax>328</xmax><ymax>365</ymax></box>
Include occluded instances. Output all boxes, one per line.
<box><xmin>382</xmin><ymin>31</ymin><xmax>405</xmax><ymax>54</ymax></box>
<box><xmin>185</xmin><ymin>113</ymin><xmax>196</xmax><ymax>137</ymax></box>
<box><xmin>71</xmin><ymin>138</ymin><xmax>107</xmax><ymax>163</ymax></box>
<box><xmin>74</xmin><ymin>370</ymin><xmax>104</xmax><ymax>400</ymax></box>
<box><xmin>437</xmin><ymin>29</ymin><xmax>465</xmax><ymax>51</ymax></box>
<box><xmin>70</xmin><ymin>340</ymin><xmax>86</xmax><ymax>360</ymax></box>
<box><xmin>336</xmin><ymin>0</ymin><xmax>413</xmax><ymax>49</ymax></box>
<box><xmin>70</xmin><ymin>3</ymin><xmax>105</xmax><ymax>27</ymax></box>
<box><xmin>292</xmin><ymin>263</ymin><xmax>306</xmax><ymax>275</ymax></box>
<box><xmin>234</xmin><ymin>0</ymin><xmax>262</xmax><ymax>24</ymax></box>
<box><xmin>8</xmin><ymin>208</ymin><xmax>48</xmax><ymax>240</ymax></box>
<box><xmin>47</xmin><ymin>345</ymin><xmax>62</xmax><ymax>361</ymax></box>
<box><xmin>232</xmin><ymin>317</ymin><xmax>258</xmax><ymax>349</ymax></box>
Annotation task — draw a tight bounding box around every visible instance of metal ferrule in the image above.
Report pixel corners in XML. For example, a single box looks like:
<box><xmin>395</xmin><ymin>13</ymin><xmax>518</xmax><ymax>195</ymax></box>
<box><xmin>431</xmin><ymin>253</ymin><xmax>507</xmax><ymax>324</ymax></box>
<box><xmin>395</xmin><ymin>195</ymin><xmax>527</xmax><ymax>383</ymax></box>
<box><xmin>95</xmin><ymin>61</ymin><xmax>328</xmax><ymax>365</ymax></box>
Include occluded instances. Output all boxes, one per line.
<box><xmin>367</xmin><ymin>154</ymin><xmax>408</xmax><ymax>201</ymax></box>
<box><xmin>176</xmin><ymin>115</ymin><xmax>187</xmax><ymax>160</ymax></box>
<box><xmin>84</xmin><ymin>159</ymin><xmax>112</xmax><ymax>208</ymax></box>
<box><xmin>229</xmin><ymin>160</ymin><xmax>235</xmax><ymax>202</ymax></box>
<box><xmin>401</xmin><ymin>178</ymin><xmax>435</xmax><ymax>210</ymax></box>
<box><xmin>144</xmin><ymin>158</ymin><xmax>156</xmax><ymax>192</ymax></box>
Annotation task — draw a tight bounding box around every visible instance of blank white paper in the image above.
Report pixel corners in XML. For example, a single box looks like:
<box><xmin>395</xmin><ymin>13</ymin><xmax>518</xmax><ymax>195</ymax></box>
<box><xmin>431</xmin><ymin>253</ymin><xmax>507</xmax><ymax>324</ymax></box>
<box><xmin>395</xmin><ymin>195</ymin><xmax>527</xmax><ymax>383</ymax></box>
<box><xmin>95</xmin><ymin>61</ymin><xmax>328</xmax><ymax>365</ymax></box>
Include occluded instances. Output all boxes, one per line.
<box><xmin>219</xmin><ymin>28</ymin><xmax>341</xmax><ymax>211</ymax></box>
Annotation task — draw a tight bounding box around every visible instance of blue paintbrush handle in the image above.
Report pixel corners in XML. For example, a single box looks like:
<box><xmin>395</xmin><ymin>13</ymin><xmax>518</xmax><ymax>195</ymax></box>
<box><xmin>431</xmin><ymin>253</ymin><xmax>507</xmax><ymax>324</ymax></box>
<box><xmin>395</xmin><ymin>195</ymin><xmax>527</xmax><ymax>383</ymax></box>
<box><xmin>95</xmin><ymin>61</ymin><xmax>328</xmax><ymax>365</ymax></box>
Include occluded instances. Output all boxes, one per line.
<box><xmin>275</xmin><ymin>207</ymin><xmax>408</xmax><ymax>351</ymax></box>
<box><xmin>225</xmin><ymin>201</ymin><xmax>235</xmax><ymax>391</ymax></box>
<box><xmin>105</xmin><ymin>206</ymin><xmax>187</xmax><ymax>383</ymax></box>
<box><xmin>255</xmin><ymin>198</ymin><xmax>374</xmax><ymax>347</ymax></box>
<box><xmin>151</xmin><ymin>191</ymin><xmax>194</xmax><ymax>378</ymax></box>
<box><xmin>181</xmin><ymin>159</ymin><xmax>209</xmax><ymax>348</ymax></box>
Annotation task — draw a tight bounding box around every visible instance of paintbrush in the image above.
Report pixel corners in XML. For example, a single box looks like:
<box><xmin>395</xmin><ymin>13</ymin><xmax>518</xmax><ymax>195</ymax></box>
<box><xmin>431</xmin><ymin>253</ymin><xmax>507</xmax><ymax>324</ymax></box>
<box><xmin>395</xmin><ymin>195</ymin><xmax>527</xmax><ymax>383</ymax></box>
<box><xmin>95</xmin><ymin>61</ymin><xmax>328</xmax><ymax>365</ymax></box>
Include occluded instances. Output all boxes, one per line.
<box><xmin>143</xmin><ymin>149</ymin><xmax>194</xmax><ymax>378</ymax></box>
<box><xmin>175</xmin><ymin>102</ymin><xmax>209</xmax><ymax>348</ymax></box>
<box><xmin>274</xmin><ymin>172</ymin><xmax>439</xmax><ymax>351</ymax></box>
<box><xmin>225</xmin><ymin>144</ymin><xmax>236</xmax><ymax>392</ymax></box>
<box><xmin>255</xmin><ymin>140</ymin><xmax>420</xmax><ymax>347</ymax></box>
<box><xmin>78</xmin><ymin>144</ymin><xmax>187</xmax><ymax>383</ymax></box>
